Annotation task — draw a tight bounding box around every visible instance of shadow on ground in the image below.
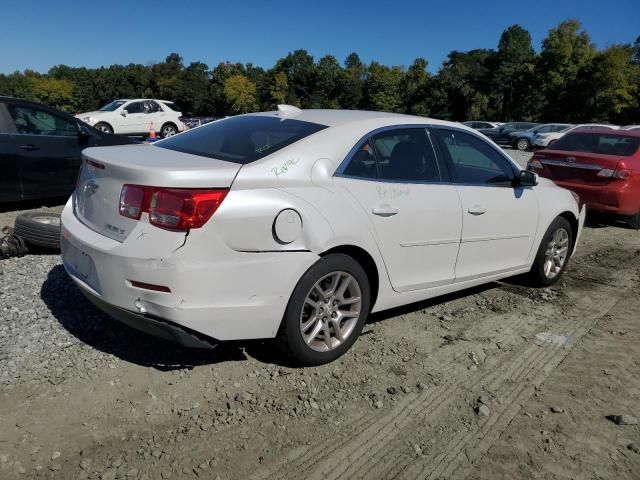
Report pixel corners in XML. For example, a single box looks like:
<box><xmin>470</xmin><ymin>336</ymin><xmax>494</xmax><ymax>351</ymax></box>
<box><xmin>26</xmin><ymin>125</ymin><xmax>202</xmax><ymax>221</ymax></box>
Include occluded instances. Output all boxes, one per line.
<box><xmin>40</xmin><ymin>264</ymin><xmax>294</xmax><ymax>370</ymax></box>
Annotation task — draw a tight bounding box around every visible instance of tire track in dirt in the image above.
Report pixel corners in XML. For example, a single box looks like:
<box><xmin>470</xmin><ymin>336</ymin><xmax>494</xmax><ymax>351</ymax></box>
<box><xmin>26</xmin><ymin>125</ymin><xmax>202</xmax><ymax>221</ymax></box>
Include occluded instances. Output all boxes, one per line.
<box><xmin>253</xmin><ymin>253</ymin><xmax>638</xmax><ymax>480</ymax></box>
<box><xmin>396</xmin><ymin>262</ymin><xmax>638</xmax><ymax>480</ymax></box>
<box><xmin>250</xmin><ymin>297</ymin><xmax>535</xmax><ymax>480</ymax></box>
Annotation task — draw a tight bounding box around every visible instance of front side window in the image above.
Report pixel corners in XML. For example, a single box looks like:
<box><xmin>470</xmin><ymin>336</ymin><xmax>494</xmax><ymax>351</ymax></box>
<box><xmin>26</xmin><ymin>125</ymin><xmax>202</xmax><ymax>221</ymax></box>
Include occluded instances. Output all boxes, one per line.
<box><xmin>156</xmin><ymin>115</ymin><xmax>328</xmax><ymax>164</ymax></box>
<box><xmin>7</xmin><ymin>105</ymin><xmax>77</xmax><ymax>137</ymax></box>
<box><xmin>432</xmin><ymin>129</ymin><xmax>515</xmax><ymax>185</ymax></box>
<box><xmin>125</xmin><ymin>102</ymin><xmax>143</xmax><ymax>114</ymax></box>
<box><xmin>551</xmin><ymin>133</ymin><xmax>640</xmax><ymax>156</ymax></box>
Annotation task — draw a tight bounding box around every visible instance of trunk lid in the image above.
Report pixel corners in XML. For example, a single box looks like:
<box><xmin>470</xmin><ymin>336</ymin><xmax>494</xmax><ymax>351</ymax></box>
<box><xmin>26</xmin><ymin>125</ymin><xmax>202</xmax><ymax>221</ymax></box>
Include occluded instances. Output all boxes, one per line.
<box><xmin>533</xmin><ymin>149</ymin><xmax>622</xmax><ymax>185</ymax></box>
<box><xmin>74</xmin><ymin>144</ymin><xmax>240</xmax><ymax>241</ymax></box>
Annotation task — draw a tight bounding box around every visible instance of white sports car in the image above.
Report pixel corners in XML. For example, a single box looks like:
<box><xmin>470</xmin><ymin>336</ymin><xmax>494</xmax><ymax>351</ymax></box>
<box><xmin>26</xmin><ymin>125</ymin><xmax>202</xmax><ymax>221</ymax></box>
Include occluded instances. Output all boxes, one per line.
<box><xmin>61</xmin><ymin>107</ymin><xmax>585</xmax><ymax>365</ymax></box>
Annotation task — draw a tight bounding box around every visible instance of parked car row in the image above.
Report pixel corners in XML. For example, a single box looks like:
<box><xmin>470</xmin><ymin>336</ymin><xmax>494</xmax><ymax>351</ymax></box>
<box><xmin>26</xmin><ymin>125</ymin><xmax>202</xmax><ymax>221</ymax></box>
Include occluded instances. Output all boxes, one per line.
<box><xmin>464</xmin><ymin>120</ymin><xmax>622</xmax><ymax>151</ymax></box>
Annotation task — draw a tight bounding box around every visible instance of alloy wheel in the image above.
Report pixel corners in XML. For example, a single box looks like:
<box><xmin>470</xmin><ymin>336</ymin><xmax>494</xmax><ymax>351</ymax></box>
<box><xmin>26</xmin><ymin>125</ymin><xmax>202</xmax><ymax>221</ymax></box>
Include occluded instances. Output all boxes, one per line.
<box><xmin>299</xmin><ymin>271</ymin><xmax>362</xmax><ymax>352</ymax></box>
<box><xmin>517</xmin><ymin>138</ymin><xmax>529</xmax><ymax>151</ymax></box>
<box><xmin>543</xmin><ymin>228</ymin><xmax>569</xmax><ymax>279</ymax></box>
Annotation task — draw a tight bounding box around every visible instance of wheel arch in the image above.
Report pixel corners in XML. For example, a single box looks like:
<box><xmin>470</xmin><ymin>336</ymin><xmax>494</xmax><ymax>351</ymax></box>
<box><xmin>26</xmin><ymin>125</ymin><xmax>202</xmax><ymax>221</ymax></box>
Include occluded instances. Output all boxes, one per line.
<box><xmin>320</xmin><ymin>244</ymin><xmax>379</xmax><ymax>311</ymax></box>
<box><xmin>558</xmin><ymin>211</ymin><xmax>579</xmax><ymax>254</ymax></box>
<box><xmin>161</xmin><ymin>121</ymin><xmax>178</xmax><ymax>136</ymax></box>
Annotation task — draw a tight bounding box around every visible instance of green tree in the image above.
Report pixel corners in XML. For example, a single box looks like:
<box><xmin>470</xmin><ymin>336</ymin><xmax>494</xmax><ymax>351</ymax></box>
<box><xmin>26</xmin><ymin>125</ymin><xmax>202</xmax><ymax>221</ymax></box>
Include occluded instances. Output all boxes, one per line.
<box><xmin>315</xmin><ymin>55</ymin><xmax>344</xmax><ymax>108</ymax></box>
<box><xmin>401</xmin><ymin>58</ymin><xmax>431</xmax><ymax>116</ymax></box>
<box><xmin>268</xmin><ymin>71</ymin><xmax>289</xmax><ymax>107</ymax></box>
<box><xmin>28</xmin><ymin>75</ymin><xmax>74</xmax><ymax>111</ymax></box>
<box><xmin>362</xmin><ymin>62</ymin><xmax>403</xmax><ymax>112</ymax></box>
<box><xmin>179</xmin><ymin>62</ymin><xmax>210</xmax><ymax>115</ymax></box>
<box><xmin>537</xmin><ymin>20</ymin><xmax>596</xmax><ymax>121</ymax></box>
<box><xmin>340</xmin><ymin>53</ymin><xmax>365</xmax><ymax>109</ymax></box>
<box><xmin>273</xmin><ymin>49</ymin><xmax>317</xmax><ymax>107</ymax></box>
<box><xmin>494</xmin><ymin>25</ymin><xmax>536</xmax><ymax>120</ymax></box>
<box><xmin>223</xmin><ymin>74</ymin><xmax>257</xmax><ymax>114</ymax></box>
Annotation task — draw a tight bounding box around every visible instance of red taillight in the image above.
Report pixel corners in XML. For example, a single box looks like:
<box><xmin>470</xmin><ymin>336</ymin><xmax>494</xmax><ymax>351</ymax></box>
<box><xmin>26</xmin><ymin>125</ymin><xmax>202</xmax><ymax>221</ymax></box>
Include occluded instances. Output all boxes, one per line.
<box><xmin>129</xmin><ymin>280</ymin><xmax>171</xmax><ymax>293</ymax></box>
<box><xmin>596</xmin><ymin>168</ymin><xmax>631</xmax><ymax>179</ymax></box>
<box><xmin>119</xmin><ymin>185</ymin><xmax>227</xmax><ymax>230</ymax></box>
<box><xmin>119</xmin><ymin>184</ymin><xmax>148</xmax><ymax>220</ymax></box>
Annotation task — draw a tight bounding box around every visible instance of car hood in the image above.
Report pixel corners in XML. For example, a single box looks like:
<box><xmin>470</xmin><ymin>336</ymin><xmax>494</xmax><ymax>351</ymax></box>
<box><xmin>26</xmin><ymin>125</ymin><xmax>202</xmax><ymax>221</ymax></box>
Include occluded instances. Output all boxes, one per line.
<box><xmin>76</xmin><ymin>111</ymin><xmax>108</xmax><ymax>119</ymax></box>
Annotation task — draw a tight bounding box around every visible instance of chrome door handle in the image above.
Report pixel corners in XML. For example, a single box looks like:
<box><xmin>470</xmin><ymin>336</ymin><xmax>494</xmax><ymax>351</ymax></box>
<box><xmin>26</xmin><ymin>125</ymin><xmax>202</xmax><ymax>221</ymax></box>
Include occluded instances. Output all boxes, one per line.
<box><xmin>468</xmin><ymin>205</ymin><xmax>487</xmax><ymax>215</ymax></box>
<box><xmin>372</xmin><ymin>206</ymin><xmax>399</xmax><ymax>217</ymax></box>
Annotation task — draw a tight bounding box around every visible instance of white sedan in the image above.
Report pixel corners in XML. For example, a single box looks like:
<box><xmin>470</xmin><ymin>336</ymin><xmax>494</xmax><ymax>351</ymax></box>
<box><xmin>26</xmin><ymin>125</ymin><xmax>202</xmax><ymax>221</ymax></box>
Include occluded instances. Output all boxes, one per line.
<box><xmin>61</xmin><ymin>107</ymin><xmax>585</xmax><ymax>365</ymax></box>
<box><xmin>77</xmin><ymin>99</ymin><xmax>186</xmax><ymax>138</ymax></box>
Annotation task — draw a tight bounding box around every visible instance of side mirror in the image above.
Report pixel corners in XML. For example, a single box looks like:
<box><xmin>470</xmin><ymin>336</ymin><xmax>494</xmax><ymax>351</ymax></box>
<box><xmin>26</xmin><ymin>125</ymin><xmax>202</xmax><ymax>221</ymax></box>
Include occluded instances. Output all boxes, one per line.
<box><xmin>516</xmin><ymin>169</ymin><xmax>537</xmax><ymax>187</ymax></box>
<box><xmin>77</xmin><ymin>122</ymin><xmax>93</xmax><ymax>138</ymax></box>
<box><xmin>120</xmin><ymin>110</ymin><xmax>127</xmax><ymax>117</ymax></box>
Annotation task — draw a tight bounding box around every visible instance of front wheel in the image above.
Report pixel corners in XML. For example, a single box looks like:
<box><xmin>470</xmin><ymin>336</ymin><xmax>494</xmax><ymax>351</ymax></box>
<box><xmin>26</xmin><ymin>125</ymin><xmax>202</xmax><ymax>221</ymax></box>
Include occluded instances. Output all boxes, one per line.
<box><xmin>516</xmin><ymin>138</ymin><xmax>530</xmax><ymax>151</ymax></box>
<box><xmin>527</xmin><ymin>217</ymin><xmax>573</xmax><ymax>287</ymax></box>
<box><xmin>280</xmin><ymin>254</ymin><xmax>370</xmax><ymax>366</ymax></box>
<box><xmin>94</xmin><ymin>122</ymin><xmax>113</xmax><ymax>134</ymax></box>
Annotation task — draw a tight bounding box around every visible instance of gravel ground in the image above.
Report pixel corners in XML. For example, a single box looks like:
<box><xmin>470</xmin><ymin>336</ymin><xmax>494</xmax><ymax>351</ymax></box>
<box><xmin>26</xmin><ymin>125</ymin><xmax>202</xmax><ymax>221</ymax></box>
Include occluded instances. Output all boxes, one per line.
<box><xmin>2</xmin><ymin>149</ymin><xmax>640</xmax><ymax>479</ymax></box>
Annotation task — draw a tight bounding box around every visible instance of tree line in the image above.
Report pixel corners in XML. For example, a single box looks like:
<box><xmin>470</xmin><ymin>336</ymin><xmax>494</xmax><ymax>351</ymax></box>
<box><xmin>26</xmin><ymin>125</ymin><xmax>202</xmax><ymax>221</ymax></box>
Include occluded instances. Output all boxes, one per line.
<box><xmin>1</xmin><ymin>20</ymin><xmax>638</xmax><ymax>124</ymax></box>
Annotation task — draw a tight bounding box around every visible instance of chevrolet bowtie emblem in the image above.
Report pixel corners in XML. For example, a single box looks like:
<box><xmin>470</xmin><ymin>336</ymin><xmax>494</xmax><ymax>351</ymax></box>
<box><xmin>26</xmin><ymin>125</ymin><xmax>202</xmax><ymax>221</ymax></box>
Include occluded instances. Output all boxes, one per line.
<box><xmin>83</xmin><ymin>179</ymin><xmax>99</xmax><ymax>194</ymax></box>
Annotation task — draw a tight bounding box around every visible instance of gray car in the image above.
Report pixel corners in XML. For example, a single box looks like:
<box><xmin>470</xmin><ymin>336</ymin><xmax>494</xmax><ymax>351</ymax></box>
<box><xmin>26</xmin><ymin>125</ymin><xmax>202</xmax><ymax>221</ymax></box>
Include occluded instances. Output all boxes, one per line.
<box><xmin>509</xmin><ymin>123</ymin><xmax>573</xmax><ymax>151</ymax></box>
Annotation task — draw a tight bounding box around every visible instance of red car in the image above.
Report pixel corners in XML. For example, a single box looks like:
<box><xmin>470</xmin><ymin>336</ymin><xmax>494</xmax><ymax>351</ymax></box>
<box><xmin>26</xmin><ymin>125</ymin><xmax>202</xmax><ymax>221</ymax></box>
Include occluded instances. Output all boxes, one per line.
<box><xmin>528</xmin><ymin>128</ymin><xmax>640</xmax><ymax>228</ymax></box>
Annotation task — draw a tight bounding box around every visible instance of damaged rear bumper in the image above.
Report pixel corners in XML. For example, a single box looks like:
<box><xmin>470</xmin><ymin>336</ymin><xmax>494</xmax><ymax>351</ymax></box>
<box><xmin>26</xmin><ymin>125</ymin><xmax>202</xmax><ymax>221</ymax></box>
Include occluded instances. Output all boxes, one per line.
<box><xmin>60</xmin><ymin>198</ymin><xmax>318</xmax><ymax>344</ymax></box>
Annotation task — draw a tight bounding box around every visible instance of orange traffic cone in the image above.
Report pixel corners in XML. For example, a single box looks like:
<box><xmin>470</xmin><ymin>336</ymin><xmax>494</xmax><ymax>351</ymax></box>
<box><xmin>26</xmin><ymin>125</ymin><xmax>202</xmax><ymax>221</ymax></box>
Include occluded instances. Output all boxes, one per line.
<box><xmin>148</xmin><ymin>122</ymin><xmax>157</xmax><ymax>142</ymax></box>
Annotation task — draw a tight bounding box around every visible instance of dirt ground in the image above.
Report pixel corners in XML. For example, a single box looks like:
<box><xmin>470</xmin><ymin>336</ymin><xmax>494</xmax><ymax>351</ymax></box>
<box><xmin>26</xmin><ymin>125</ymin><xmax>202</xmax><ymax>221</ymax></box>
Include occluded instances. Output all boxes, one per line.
<box><xmin>1</xmin><ymin>150</ymin><xmax>639</xmax><ymax>480</ymax></box>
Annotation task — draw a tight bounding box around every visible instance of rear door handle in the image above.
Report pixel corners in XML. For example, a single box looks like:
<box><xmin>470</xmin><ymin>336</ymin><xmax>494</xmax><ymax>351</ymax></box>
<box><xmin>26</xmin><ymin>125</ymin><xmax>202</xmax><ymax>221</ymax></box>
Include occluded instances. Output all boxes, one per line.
<box><xmin>20</xmin><ymin>144</ymin><xmax>39</xmax><ymax>151</ymax></box>
<box><xmin>468</xmin><ymin>205</ymin><xmax>487</xmax><ymax>215</ymax></box>
<box><xmin>372</xmin><ymin>206</ymin><xmax>399</xmax><ymax>217</ymax></box>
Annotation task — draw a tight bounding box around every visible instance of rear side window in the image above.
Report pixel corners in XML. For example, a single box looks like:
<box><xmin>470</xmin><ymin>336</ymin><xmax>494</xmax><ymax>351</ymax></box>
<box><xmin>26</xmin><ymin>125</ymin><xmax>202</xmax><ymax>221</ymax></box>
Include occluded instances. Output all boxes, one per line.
<box><xmin>343</xmin><ymin>128</ymin><xmax>441</xmax><ymax>183</ymax></box>
<box><xmin>432</xmin><ymin>129</ymin><xmax>516</xmax><ymax>185</ymax></box>
<box><xmin>552</xmin><ymin>133</ymin><xmax>640</xmax><ymax>156</ymax></box>
<box><xmin>162</xmin><ymin>102</ymin><xmax>181</xmax><ymax>112</ymax></box>
<box><xmin>156</xmin><ymin>115</ymin><xmax>328</xmax><ymax>163</ymax></box>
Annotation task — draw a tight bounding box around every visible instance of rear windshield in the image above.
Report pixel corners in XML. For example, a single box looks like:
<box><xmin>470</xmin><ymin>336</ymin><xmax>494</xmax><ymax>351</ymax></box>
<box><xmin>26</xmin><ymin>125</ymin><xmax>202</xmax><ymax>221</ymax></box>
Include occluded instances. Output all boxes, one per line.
<box><xmin>551</xmin><ymin>133</ymin><xmax>640</xmax><ymax>157</ymax></box>
<box><xmin>156</xmin><ymin>115</ymin><xmax>328</xmax><ymax>163</ymax></box>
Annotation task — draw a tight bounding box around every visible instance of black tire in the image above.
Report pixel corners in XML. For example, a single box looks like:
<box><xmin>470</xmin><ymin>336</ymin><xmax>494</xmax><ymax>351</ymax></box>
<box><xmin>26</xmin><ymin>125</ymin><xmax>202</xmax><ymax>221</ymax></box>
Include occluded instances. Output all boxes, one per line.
<box><xmin>527</xmin><ymin>216</ymin><xmax>573</xmax><ymax>287</ymax></box>
<box><xmin>13</xmin><ymin>212</ymin><xmax>61</xmax><ymax>251</ymax></box>
<box><xmin>94</xmin><ymin>122</ymin><xmax>113</xmax><ymax>134</ymax></box>
<box><xmin>627</xmin><ymin>212</ymin><xmax>640</xmax><ymax>230</ymax></box>
<box><xmin>515</xmin><ymin>138</ymin><xmax>530</xmax><ymax>151</ymax></box>
<box><xmin>280</xmin><ymin>254</ymin><xmax>371</xmax><ymax>366</ymax></box>
<box><xmin>161</xmin><ymin>123</ymin><xmax>178</xmax><ymax>138</ymax></box>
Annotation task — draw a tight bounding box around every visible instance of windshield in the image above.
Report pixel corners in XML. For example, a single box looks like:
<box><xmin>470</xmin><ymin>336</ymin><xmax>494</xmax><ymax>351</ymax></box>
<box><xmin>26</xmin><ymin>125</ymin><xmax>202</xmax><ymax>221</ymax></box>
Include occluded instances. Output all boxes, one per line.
<box><xmin>551</xmin><ymin>133</ymin><xmax>640</xmax><ymax>156</ymax></box>
<box><xmin>99</xmin><ymin>100</ymin><xmax>126</xmax><ymax>112</ymax></box>
<box><xmin>156</xmin><ymin>115</ymin><xmax>328</xmax><ymax>164</ymax></box>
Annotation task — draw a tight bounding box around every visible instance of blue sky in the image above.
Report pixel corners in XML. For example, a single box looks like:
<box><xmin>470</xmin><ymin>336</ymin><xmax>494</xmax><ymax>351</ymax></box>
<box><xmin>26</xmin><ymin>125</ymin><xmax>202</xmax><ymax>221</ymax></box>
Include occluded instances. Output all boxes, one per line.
<box><xmin>1</xmin><ymin>0</ymin><xmax>638</xmax><ymax>74</ymax></box>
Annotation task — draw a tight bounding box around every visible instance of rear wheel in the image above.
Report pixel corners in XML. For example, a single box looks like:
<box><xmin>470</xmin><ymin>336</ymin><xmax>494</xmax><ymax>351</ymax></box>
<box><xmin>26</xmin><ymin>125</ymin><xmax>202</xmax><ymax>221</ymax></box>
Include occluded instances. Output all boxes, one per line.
<box><xmin>161</xmin><ymin>123</ymin><xmax>178</xmax><ymax>138</ymax></box>
<box><xmin>94</xmin><ymin>122</ymin><xmax>113</xmax><ymax>134</ymax></box>
<box><xmin>516</xmin><ymin>138</ymin><xmax>530</xmax><ymax>151</ymax></box>
<box><xmin>527</xmin><ymin>217</ymin><xmax>573</xmax><ymax>287</ymax></box>
<box><xmin>280</xmin><ymin>254</ymin><xmax>370</xmax><ymax>366</ymax></box>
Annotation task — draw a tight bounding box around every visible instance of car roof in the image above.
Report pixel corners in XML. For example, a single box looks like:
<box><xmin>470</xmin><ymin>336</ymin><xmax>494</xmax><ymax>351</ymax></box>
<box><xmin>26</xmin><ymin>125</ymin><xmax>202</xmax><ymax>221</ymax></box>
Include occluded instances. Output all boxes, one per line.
<box><xmin>248</xmin><ymin>108</ymin><xmax>463</xmax><ymax>129</ymax></box>
<box><xmin>571</xmin><ymin>127</ymin><xmax>640</xmax><ymax>137</ymax></box>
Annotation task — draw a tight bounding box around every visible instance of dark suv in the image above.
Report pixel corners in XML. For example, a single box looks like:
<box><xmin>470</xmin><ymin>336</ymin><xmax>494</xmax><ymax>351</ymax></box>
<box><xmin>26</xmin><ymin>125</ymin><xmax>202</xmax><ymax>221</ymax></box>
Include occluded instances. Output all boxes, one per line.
<box><xmin>0</xmin><ymin>97</ymin><xmax>138</xmax><ymax>203</ymax></box>
<box><xmin>478</xmin><ymin>122</ymin><xmax>540</xmax><ymax>145</ymax></box>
